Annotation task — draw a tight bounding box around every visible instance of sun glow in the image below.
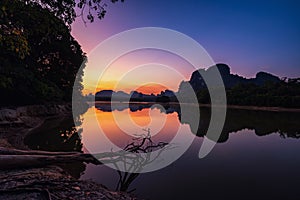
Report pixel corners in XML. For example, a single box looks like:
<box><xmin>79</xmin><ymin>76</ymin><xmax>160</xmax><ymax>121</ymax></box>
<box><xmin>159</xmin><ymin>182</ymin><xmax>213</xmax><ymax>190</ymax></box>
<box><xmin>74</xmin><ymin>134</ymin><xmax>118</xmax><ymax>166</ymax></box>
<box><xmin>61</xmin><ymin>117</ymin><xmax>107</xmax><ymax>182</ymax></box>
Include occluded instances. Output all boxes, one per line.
<box><xmin>135</xmin><ymin>83</ymin><xmax>169</xmax><ymax>95</ymax></box>
<box><xmin>82</xmin><ymin>49</ymin><xmax>195</xmax><ymax>95</ymax></box>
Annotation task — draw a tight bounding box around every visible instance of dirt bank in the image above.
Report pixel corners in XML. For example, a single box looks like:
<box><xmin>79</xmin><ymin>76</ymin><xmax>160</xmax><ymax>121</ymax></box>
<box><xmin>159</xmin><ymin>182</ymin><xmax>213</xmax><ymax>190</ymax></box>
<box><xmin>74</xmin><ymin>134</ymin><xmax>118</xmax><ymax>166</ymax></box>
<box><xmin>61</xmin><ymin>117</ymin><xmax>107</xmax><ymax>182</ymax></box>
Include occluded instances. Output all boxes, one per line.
<box><xmin>0</xmin><ymin>104</ymin><xmax>74</xmax><ymax>149</ymax></box>
<box><xmin>0</xmin><ymin>104</ymin><xmax>138</xmax><ymax>200</ymax></box>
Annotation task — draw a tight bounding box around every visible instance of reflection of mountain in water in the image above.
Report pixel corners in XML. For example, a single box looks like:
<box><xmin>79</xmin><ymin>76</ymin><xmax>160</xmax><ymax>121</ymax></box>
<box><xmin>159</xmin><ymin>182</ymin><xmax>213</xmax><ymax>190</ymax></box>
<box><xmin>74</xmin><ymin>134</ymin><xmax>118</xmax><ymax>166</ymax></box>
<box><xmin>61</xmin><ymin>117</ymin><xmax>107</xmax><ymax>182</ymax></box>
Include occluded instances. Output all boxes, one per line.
<box><xmin>180</xmin><ymin>106</ymin><xmax>300</xmax><ymax>142</ymax></box>
<box><xmin>95</xmin><ymin>103</ymin><xmax>300</xmax><ymax>142</ymax></box>
<box><xmin>95</xmin><ymin>102</ymin><xmax>178</xmax><ymax>114</ymax></box>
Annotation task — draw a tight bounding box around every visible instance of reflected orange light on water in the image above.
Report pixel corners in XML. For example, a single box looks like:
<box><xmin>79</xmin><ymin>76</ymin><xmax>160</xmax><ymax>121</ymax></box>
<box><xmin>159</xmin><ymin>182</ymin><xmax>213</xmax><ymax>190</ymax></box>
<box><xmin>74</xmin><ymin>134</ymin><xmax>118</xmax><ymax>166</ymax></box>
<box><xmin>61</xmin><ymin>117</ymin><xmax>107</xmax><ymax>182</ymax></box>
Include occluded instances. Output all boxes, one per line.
<box><xmin>96</xmin><ymin>108</ymin><xmax>180</xmax><ymax>148</ymax></box>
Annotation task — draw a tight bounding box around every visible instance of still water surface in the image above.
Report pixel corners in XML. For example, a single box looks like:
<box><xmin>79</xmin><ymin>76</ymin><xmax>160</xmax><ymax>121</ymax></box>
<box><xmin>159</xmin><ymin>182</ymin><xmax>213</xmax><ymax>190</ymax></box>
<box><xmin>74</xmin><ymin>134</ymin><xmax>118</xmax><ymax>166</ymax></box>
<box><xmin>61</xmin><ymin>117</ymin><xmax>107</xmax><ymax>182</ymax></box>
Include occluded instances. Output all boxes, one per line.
<box><xmin>26</xmin><ymin>103</ymin><xmax>300</xmax><ymax>200</ymax></box>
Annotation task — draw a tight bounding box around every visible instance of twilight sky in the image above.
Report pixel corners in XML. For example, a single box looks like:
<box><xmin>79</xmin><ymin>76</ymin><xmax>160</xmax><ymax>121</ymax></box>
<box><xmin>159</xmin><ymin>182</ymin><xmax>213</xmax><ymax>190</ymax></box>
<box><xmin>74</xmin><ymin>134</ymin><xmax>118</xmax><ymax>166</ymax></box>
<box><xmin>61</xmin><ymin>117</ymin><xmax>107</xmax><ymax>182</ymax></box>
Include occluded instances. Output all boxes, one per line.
<box><xmin>71</xmin><ymin>0</ymin><xmax>300</xmax><ymax>94</ymax></box>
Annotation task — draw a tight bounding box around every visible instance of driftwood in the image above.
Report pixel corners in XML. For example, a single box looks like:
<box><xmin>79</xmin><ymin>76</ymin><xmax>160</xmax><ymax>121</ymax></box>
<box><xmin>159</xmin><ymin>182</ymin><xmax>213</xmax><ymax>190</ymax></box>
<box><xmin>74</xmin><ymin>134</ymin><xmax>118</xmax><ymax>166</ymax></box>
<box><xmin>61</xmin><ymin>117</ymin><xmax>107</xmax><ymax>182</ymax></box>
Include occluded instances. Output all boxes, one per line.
<box><xmin>0</xmin><ymin>147</ymin><xmax>100</xmax><ymax>169</ymax></box>
<box><xmin>0</xmin><ymin>147</ymin><xmax>82</xmax><ymax>155</ymax></box>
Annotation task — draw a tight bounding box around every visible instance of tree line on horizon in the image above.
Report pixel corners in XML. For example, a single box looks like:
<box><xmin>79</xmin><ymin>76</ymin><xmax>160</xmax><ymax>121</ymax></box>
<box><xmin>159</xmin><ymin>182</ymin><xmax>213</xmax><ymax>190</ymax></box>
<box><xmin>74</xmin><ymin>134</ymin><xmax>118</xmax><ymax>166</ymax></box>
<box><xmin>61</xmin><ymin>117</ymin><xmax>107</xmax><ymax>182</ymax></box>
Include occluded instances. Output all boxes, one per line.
<box><xmin>194</xmin><ymin>78</ymin><xmax>300</xmax><ymax>108</ymax></box>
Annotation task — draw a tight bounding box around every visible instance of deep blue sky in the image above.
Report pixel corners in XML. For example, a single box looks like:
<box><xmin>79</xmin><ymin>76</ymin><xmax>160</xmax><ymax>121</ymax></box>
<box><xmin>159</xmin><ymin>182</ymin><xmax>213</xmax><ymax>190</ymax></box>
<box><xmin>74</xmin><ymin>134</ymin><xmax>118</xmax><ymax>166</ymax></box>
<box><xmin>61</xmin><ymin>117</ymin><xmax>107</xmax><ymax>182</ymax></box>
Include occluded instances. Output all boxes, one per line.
<box><xmin>72</xmin><ymin>0</ymin><xmax>300</xmax><ymax>78</ymax></box>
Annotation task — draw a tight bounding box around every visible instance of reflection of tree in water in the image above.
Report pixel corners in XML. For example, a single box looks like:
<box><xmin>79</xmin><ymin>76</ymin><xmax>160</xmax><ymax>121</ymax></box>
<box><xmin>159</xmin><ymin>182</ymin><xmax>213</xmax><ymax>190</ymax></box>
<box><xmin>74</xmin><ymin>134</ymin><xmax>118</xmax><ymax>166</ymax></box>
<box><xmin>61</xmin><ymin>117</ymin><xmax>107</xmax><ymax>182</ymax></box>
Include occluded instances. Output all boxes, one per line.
<box><xmin>24</xmin><ymin>106</ymin><xmax>171</xmax><ymax>187</ymax></box>
<box><xmin>25</xmin><ymin>103</ymin><xmax>300</xmax><ymax>189</ymax></box>
<box><xmin>25</xmin><ymin>117</ymin><xmax>83</xmax><ymax>152</ymax></box>
<box><xmin>24</xmin><ymin>116</ymin><xmax>85</xmax><ymax>178</ymax></box>
<box><xmin>93</xmin><ymin>128</ymin><xmax>169</xmax><ymax>192</ymax></box>
<box><xmin>95</xmin><ymin>102</ymin><xmax>176</xmax><ymax>113</ymax></box>
<box><xmin>96</xmin><ymin>103</ymin><xmax>300</xmax><ymax>142</ymax></box>
<box><xmin>116</xmin><ymin>129</ymin><xmax>168</xmax><ymax>192</ymax></box>
<box><xmin>178</xmin><ymin>105</ymin><xmax>300</xmax><ymax>142</ymax></box>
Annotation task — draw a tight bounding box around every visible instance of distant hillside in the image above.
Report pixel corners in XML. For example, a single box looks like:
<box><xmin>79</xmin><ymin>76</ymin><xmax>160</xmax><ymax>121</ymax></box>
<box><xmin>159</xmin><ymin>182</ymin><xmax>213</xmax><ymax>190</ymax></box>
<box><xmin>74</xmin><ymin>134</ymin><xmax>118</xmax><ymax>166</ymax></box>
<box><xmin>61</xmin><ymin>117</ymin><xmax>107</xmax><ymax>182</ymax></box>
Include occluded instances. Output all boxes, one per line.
<box><xmin>95</xmin><ymin>64</ymin><xmax>299</xmax><ymax>108</ymax></box>
<box><xmin>184</xmin><ymin>63</ymin><xmax>281</xmax><ymax>91</ymax></box>
<box><xmin>178</xmin><ymin>63</ymin><xmax>300</xmax><ymax>108</ymax></box>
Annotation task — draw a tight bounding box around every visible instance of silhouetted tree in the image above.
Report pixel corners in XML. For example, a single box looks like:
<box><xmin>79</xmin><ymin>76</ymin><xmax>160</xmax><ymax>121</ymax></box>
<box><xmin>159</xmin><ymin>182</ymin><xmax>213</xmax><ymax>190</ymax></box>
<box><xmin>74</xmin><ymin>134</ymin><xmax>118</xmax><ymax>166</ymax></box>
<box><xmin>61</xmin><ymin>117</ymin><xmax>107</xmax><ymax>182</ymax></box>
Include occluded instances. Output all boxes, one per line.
<box><xmin>0</xmin><ymin>0</ymin><xmax>124</xmax><ymax>106</ymax></box>
<box><xmin>24</xmin><ymin>0</ymin><xmax>124</xmax><ymax>26</ymax></box>
<box><xmin>0</xmin><ymin>0</ymin><xmax>84</xmax><ymax>105</ymax></box>
<box><xmin>226</xmin><ymin>81</ymin><xmax>300</xmax><ymax>108</ymax></box>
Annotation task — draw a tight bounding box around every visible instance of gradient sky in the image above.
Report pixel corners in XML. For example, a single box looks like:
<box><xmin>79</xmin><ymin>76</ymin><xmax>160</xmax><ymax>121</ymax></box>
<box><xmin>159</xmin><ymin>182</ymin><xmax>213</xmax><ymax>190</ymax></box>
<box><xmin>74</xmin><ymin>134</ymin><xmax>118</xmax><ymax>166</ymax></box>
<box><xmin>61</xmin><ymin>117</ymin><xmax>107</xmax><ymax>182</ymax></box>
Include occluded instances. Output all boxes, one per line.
<box><xmin>71</xmin><ymin>0</ymin><xmax>300</xmax><ymax>94</ymax></box>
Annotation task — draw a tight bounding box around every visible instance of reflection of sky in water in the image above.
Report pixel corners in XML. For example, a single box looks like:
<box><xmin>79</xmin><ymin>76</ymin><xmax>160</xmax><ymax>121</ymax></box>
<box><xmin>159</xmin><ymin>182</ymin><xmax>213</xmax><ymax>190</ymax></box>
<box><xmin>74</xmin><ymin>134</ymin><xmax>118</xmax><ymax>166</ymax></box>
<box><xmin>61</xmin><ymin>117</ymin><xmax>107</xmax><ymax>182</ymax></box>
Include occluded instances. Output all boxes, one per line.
<box><xmin>81</xmin><ymin>106</ymin><xmax>181</xmax><ymax>153</ymax></box>
<box><xmin>80</xmin><ymin>105</ymin><xmax>300</xmax><ymax>200</ymax></box>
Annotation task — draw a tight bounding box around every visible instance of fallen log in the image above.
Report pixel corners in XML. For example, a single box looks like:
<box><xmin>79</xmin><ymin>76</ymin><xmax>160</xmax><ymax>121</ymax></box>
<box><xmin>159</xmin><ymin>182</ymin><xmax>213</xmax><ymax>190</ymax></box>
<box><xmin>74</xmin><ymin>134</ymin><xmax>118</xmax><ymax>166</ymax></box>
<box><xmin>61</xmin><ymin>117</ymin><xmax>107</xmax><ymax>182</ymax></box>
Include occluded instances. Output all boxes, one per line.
<box><xmin>0</xmin><ymin>147</ymin><xmax>80</xmax><ymax>155</ymax></box>
<box><xmin>0</xmin><ymin>154</ymin><xmax>101</xmax><ymax>169</ymax></box>
<box><xmin>0</xmin><ymin>133</ymin><xmax>169</xmax><ymax>170</ymax></box>
<box><xmin>0</xmin><ymin>147</ymin><xmax>101</xmax><ymax>169</ymax></box>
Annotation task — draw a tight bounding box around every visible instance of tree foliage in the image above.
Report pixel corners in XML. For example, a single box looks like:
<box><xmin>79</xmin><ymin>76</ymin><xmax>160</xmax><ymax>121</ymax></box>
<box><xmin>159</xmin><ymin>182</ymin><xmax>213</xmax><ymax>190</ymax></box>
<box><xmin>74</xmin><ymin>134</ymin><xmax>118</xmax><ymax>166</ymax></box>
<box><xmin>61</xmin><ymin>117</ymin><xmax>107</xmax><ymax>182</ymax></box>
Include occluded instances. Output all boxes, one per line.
<box><xmin>193</xmin><ymin>79</ymin><xmax>300</xmax><ymax>108</ymax></box>
<box><xmin>24</xmin><ymin>0</ymin><xmax>124</xmax><ymax>26</ymax></box>
<box><xmin>76</xmin><ymin>0</ymin><xmax>125</xmax><ymax>24</ymax></box>
<box><xmin>0</xmin><ymin>0</ymin><xmax>125</xmax><ymax>106</ymax></box>
<box><xmin>0</xmin><ymin>0</ymin><xmax>86</xmax><ymax>105</ymax></box>
<box><xmin>225</xmin><ymin>79</ymin><xmax>300</xmax><ymax>108</ymax></box>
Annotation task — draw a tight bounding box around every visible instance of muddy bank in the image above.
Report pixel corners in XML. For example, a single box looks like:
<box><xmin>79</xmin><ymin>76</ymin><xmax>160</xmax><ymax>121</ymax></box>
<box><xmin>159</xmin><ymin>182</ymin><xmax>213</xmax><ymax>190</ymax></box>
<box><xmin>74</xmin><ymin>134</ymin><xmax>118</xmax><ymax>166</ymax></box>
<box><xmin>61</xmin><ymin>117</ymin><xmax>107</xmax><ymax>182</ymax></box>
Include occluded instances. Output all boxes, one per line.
<box><xmin>0</xmin><ymin>104</ymin><xmax>72</xmax><ymax>149</ymax></box>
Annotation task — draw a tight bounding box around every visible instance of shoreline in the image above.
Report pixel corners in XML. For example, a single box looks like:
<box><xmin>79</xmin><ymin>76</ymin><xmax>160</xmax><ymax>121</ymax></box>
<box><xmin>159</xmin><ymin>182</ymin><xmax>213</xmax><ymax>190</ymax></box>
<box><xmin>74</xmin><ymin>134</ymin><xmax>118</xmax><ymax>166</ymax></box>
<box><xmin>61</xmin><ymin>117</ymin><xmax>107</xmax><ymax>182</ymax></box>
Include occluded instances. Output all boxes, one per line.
<box><xmin>0</xmin><ymin>104</ymin><xmax>73</xmax><ymax>149</ymax></box>
<box><xmin>94</xmin><ymin>101</ymin><xmax>300</xmax><ymax>113</ymax></box>
<box><xmin>0</xmin><ymin>104</ymin><xmax>137</xmax><ymax>200</ymax></box>
<box><xmin>226</xmin><ymin>105</ymin><xmax>300</xmax><ymax>112</ymax></box>
<box><xmin>201</xmin><ymin>104</ymin><xmax>300</xmax><ymax>112</ymax></box>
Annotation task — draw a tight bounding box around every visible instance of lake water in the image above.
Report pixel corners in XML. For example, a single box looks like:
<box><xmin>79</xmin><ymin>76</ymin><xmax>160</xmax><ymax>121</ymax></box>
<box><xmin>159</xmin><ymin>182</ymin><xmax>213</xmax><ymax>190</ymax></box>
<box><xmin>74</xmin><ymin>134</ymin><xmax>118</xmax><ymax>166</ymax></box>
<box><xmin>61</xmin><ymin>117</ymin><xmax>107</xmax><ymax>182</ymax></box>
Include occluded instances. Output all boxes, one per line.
<box><xmin>25</xmin><ymin>103</ymin><xmax>300</xmax><ymax>200</ymax></box>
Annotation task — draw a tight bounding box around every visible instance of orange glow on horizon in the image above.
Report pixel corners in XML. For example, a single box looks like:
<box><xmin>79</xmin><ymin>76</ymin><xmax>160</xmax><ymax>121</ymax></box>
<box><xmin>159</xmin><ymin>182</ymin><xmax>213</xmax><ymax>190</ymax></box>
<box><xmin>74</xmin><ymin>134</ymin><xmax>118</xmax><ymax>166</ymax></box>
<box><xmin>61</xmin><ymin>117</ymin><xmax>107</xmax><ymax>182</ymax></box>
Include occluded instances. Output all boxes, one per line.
<box><xmin>135</xmin><ymin>83</ymin><xmax>169</xmax><ymax>95</ymax></box>
<box><xmin>82</xmin><ymin>49</ymin><xmax>194</xmax><ymax>95</ymax></box>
